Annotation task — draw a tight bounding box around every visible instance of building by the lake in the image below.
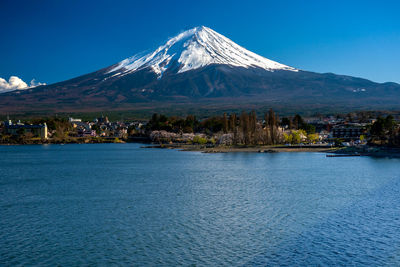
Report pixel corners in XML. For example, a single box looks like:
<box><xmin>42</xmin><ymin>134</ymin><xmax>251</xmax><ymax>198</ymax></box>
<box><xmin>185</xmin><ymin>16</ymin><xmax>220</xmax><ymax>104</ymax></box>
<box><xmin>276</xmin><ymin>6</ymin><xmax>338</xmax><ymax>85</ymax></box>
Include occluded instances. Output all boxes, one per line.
<box><xmin>332</xmin><ymin>123</ymin><xmax>365</xmax><ymax>140</ymax></box>
<box><xmin>4</xmin><ymin>120</ymin><xmax>48</xmax><ymax>139</ymax></box>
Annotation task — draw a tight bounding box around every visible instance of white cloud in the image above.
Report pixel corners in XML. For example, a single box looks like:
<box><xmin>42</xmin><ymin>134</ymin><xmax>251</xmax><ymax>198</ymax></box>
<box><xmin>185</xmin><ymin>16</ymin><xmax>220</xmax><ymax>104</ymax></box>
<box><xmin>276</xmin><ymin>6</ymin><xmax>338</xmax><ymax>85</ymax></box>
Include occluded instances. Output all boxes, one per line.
<box><xmin>29</xmin><ymin>79</ymin><xmax>46</xmax><ymax>87</ymax></box>
<box><xmin>0</xmin><ymin>76</ymin><xmax>46</xmax><ymax>93</ymax></box>
<box><xmin>0</xmin><ymin>76</ymin><xmax>28</xmax><ymax>92</ymax></box>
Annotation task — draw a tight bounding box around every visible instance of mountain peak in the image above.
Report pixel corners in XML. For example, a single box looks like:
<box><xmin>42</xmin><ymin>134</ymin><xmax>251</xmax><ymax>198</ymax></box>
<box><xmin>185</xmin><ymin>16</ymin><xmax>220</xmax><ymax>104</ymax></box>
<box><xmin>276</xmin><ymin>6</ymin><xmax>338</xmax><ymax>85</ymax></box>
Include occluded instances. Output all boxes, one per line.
<box><xmin>107</xmin><ymin>26</ymin><xmax>297</xmax><ymax>78</ymax></box>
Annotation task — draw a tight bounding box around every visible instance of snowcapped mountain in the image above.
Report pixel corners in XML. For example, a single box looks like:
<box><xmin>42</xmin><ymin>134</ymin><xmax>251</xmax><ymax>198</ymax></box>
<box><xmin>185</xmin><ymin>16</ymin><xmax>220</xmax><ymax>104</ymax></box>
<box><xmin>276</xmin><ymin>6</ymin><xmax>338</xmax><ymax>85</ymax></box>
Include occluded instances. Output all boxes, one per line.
<box><xmin>1</xmin><ymin>26</ymin><xmax>400</xmax><ymax>114</ymax></box>
<box><xmin>107</xmin><ymin>26</ymin><xmax>297</xmax><ymax>78</ymax></box>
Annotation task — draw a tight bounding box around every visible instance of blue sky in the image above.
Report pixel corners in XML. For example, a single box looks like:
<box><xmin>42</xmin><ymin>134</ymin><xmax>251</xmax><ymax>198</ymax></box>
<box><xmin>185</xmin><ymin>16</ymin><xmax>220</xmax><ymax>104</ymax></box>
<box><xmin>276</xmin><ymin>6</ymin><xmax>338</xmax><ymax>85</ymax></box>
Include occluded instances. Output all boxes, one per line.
<box><xmin>1</xmin><ymin>0</ymin><xmax>399</xmax><ymax>85</ymax></box>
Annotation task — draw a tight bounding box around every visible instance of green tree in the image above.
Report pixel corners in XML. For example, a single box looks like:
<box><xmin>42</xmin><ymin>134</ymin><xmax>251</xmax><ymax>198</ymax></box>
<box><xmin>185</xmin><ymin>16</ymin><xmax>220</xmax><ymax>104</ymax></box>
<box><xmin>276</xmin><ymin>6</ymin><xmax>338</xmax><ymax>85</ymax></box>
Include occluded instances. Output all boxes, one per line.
<box><xmin>370</xmin><ymin>117</ymin><xmax>385</xmax><ymax>138</ymax></box>
<box><xmin>307</xmin><ymin>133</ymin><xmax>319</xmax><ymax>143</ymax></box>
<box><xmin>292</xmin><ymin>131</ymin><xmax>301</xmax><ymax>144</ymax></box>
<box><xmin>283</xmin><ymin>133</ymin><xmax>293</xmax><ymax>144</ymax></box>
<box><xmin>385</xmin><ymin>115</ymin><xmax>395</xmax><ymax>134</ymax></box>
<box><xmin>193</xmin><ymin>135</ymin><xmax>207</xmax><ymax>145</ymax></box>
<box><xmin>302</xmin><ymin>124</ymin><xmax>316</xmax><ymax>134</ymax></box>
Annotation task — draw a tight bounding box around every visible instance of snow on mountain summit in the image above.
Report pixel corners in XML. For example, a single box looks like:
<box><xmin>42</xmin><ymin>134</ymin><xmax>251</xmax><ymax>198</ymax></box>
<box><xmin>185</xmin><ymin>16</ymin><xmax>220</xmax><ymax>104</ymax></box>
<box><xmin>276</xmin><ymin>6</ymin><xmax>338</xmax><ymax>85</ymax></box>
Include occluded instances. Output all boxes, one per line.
<box><xmin>108</xmin><ymin>26</ymin><xmax>297</xmax><ymax>77</ymax></box>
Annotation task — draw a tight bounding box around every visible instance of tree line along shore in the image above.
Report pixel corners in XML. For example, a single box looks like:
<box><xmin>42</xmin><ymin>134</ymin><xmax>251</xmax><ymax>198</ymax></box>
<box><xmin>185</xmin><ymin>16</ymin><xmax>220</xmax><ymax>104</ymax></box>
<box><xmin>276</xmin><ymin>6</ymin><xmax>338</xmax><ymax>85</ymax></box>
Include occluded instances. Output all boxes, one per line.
<box><xmin>2</xmin><ymin>110</ymin><xmax>400</xmax><ymax>155</ymax></box>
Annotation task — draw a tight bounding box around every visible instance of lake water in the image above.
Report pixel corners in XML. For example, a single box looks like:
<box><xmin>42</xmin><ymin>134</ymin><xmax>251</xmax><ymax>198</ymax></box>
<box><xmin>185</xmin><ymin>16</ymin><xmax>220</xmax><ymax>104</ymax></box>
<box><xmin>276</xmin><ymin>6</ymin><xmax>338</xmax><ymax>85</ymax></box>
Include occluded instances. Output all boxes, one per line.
<box><xmin>1</xmin><ymin>143</ymin><xmax>400</xmax><ymax>266</ymax></box>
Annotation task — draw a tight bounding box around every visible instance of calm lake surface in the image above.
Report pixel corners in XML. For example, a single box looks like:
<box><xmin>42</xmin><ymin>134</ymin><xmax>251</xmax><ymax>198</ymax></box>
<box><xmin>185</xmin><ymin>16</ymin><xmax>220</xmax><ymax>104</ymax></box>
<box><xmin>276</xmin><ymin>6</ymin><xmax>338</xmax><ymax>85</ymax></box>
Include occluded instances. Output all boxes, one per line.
<box><xmin>1</xmin><ymin>143</ymin><xmax>400</xmax><ymax>266</ymax></box>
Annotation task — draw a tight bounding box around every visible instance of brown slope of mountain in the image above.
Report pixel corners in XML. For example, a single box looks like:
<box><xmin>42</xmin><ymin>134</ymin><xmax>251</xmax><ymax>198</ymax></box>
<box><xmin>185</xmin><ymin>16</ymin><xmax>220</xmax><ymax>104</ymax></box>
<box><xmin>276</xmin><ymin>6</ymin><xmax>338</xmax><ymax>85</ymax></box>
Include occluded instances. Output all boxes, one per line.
<box><xmin>1</xmin><ymin>64</ymin><xmax>400</xmax><ymax>114</ymax></box>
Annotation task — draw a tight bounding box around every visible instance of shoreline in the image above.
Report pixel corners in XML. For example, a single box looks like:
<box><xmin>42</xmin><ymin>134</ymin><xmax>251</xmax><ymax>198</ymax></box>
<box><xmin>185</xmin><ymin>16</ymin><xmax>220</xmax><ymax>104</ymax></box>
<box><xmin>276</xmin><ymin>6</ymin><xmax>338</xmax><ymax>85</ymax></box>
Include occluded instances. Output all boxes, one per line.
<box><xmin>143</xmin><ymin>143</ymin><xmax>400</xmax><ymax>158</ymax></box>
<box><xmin>143</xmin><ymin>143</ymin><xmax>342</xmax><ymax>153</ymax></box>
<box><xmin>0</xmin><ymin>137</ymin><xmax>127</xmax><ymax>145</ymax></box>
<box><xmin>3</xmin><ymin>141</ymin><xmax>400</xmax><ymax>158</ymax></box>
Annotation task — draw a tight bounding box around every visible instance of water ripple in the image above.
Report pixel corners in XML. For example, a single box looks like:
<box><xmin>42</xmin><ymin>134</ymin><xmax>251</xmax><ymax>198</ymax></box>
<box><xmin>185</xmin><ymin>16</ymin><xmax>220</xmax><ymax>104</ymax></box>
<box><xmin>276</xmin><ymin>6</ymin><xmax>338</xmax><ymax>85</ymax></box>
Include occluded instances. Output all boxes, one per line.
<box><xmin>1</xmin><ymin>145</ymin><xmax>400</xmax><ymax>266</ymax></box>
